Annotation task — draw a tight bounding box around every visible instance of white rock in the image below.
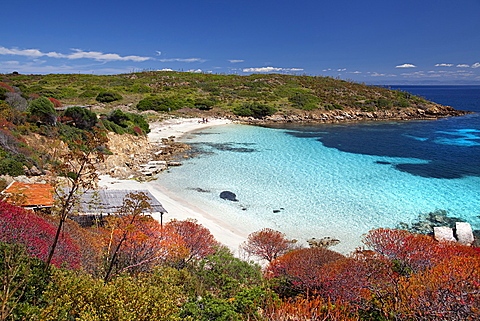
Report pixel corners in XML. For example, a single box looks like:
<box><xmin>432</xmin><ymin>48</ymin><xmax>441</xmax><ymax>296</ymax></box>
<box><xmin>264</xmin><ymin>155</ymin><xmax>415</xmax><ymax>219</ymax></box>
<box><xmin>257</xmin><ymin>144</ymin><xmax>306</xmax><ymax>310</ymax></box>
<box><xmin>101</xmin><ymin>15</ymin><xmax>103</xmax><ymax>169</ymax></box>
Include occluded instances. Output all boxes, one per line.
<box><xmin>456</xmin><ymin>222</ymin><xmax>475</xmax><ymax>246</ymax></box>
<box><xmin>433</xmin><ymin>226</ymin><xmax>456</xmax><ymax>242</ymax></box>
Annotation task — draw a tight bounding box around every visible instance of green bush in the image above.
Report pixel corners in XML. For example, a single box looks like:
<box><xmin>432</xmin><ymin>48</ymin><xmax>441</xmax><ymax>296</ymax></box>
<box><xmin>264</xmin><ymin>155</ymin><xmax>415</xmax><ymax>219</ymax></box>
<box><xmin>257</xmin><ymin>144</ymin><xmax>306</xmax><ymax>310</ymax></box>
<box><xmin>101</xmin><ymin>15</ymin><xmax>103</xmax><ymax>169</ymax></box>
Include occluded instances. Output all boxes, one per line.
<box><xmin>27</xmin><ymin>97</ymin><xmax>57</xmax><ymax>125</ymax></box>
<box><xmin>96</xmin><ymin>91</ymin><xmax>123</xmax><ymax>103</ymax></box>
<box><xmin>63</xmin><ymin>106</ymin><xmax>98</xmax><ymax>130</ymax></box>
<box><xmin>104</xmin><ymin>109</ymin><xmax>150</xmax><ymax>134</ymax></box>
<box><xmin>0</xmin><ymin>156</ymin><xmax>25</xmax><ymax>176</ymax></box>
<box><xmin>233</xmin><ymin>102</ymin><xmax>277</xmax><ymax>118</ymax></box>
<box><xmin>0</xmin><ymin>242</ymin><xmax>50</xmax><ymax>320</ymax></box>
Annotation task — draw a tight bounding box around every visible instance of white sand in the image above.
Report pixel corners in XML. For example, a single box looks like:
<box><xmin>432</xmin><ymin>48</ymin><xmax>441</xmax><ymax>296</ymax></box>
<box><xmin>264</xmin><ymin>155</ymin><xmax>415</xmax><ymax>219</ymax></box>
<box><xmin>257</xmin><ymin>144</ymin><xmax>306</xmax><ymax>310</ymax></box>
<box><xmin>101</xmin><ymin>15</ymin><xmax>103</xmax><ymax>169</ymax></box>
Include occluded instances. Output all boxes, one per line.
<box><xmin>98</xmin><ymin>117</ymin><xmax>249</xmax><ymax>253</ymax></box>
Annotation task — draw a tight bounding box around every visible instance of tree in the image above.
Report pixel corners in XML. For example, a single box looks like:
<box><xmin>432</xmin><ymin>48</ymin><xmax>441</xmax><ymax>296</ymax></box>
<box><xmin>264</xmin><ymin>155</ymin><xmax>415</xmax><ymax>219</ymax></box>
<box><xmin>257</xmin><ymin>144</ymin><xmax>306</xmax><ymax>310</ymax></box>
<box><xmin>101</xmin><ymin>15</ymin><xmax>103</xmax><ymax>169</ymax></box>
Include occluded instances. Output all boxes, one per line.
<box><xmin>103</xmin><ymin>197</ymin><xmax>189</xmax><ymax>280</ymax></box>
<box><xmin>27</xmin><ymin>97</ymin><xmax>57</xmax><ymax>125</ymax></box>
<box><xmin>262</xmin><ymin>296</ymin><xmax>360</xmax><ymax>321</ymax></box>
<box><xmin>240</xmin><ymin>228</ymin><xmax>298</xmax><ymax>262</ymax></box>
<box><xmin>164</xmin><ymin>219</ymin><xmax>220</xmax><ymax>265</ymax></box>
<box><xmin>46</xmin><ymin>129</ymin><xmax>108</xmax><ymax>271</ymax></box>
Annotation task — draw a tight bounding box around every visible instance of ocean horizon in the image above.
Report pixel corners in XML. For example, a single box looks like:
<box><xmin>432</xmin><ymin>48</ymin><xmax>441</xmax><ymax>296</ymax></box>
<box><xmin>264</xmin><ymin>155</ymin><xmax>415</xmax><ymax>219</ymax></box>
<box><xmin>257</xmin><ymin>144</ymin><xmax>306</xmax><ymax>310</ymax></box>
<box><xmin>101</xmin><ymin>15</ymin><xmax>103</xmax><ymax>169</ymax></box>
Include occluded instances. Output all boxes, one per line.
<box><xmin>156</xmin><ymin>85</ymin><xmax>480</xmax><ymax>253</ymax></box>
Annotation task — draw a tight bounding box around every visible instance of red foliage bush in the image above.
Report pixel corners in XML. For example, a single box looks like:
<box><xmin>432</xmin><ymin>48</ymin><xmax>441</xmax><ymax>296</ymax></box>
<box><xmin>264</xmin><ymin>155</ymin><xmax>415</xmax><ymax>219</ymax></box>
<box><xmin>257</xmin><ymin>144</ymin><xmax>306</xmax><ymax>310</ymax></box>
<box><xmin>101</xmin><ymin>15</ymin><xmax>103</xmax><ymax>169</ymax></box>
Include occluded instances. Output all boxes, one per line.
<box><xmin>241</xmin><ymin>228</ymin><xmax>298</xmax><ymax>262</ymax></box>
<box><xmin>0</xmin><ymin>82</ymin><xmax>15</xmax><ymax>93</ymax></box>
<box><xmin>47</xmin><ymin>97</ymin><xmax>63</xmax><ymax>107</ymax></box>
<box><xmin>132</xmin><ymin>126</ymin><xmax>142</xmax><ymax>135</ymax></box>
<box><xmin>164</xmin><ymin>219</ymin><xmax>219</xmax><ymax>262</ymax></box>
<box><xmin>363</xmin><ymin>228</ymin><xmax>479</xmax><ymax>273</ymax></box>
<box><xmin>0</xmin><ymin>200</ymin><xmax>80</xmax><ymax>269</ymax></box>
<box><xmin>266</xmin><ymin>247</ymin><xmax>345</xmax><ymax>294</ymax></box>
<box><xmin>398</xmin><ymin>255</ymin><xmax>480</xmax><ymax>320</ymax></box>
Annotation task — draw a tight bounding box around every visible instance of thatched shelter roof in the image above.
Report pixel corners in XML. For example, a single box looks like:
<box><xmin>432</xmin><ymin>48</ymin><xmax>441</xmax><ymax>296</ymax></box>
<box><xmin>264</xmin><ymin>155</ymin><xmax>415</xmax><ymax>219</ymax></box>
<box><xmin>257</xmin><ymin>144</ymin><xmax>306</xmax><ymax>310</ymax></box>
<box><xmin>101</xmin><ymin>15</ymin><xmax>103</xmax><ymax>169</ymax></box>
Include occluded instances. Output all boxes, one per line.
<box><xmin>75</xmin><ymin>189</ymin><xmax>167</xmax><ymax>214</ymax></box>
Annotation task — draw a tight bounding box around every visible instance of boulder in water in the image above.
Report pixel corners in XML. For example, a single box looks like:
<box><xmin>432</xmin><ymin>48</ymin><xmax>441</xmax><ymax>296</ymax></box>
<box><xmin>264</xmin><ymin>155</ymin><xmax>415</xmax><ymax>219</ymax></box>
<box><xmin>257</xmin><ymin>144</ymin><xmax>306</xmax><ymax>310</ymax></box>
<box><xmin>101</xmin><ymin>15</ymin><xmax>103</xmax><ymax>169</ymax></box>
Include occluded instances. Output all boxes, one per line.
<box><xmin>220</xmin><ymin>191</ymin><xmax>238</xmax><ymax>202</ymax></box>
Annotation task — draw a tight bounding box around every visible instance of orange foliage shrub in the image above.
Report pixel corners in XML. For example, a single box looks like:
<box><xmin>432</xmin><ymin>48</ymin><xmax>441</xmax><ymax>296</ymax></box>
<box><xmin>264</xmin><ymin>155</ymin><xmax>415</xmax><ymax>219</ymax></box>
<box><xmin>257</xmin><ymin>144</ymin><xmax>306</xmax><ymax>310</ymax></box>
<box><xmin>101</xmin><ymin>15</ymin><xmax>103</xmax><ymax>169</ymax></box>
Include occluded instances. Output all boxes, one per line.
<box><xmin>318</xmin><ymin>251</ymin><xmax>398</xmax><ymax>313</ymax></box>
<box><xmin>398</xmin><ymin>255</ymin><xmax>480</xmax><ymax>320</ymax></box>
<box><xmin>241</xmin><ymin>228</ymin><xmax>298</xmax><ymax>262</ymax></box>
<box><xmin>106</xmin><ymin>215</ymin><xmax>188</xmax><ymax>276</ymax></box>
<box><xmin>262</xmin><ymin>296</ymin><xmax>360</xmax><ymax>321</ymax></box>
<box><xmin>363</xmin><ymin>228</ymin><xmax>479</xmax><ymax>273</ymax></box>
<box><xmin>266</xmin><ymin>247</ymin><xmax>345</xmax><ymax>295</ymax></box>
<box><xmin>164</xmin><ymin>219</ymin><xmax>219</xmax><ymax>262</ymax></box>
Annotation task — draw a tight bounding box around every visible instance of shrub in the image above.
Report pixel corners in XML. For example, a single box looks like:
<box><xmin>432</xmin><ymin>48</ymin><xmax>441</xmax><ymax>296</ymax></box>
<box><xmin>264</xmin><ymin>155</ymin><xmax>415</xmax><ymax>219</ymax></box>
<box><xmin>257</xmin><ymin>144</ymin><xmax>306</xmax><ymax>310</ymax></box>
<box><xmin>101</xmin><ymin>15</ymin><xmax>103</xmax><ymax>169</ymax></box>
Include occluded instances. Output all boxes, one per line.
<box><xmin>47</xmin><ymin>97</ymin><xmax>62</xmax><ymax>108</ymax></box>
<box><xmin>0</xmin><ymin>201</ymin><xmax>80</xmax><ymax>269</ymax></box>
<box><xmin>96</xmin><ymin>91</ymin><xmax>123</xmax><ymax>103</ymax></box>
<box><xmin>233</xmin><ymin>102</ymin><xmax>277</xmax><ymax>118</ymax></box>
<box><xmin>62</xmin><ymin>106</ymin><xmax>98</xmax><ymax>130</ymax></box>
<box><xmin>105</xmin><ymin>109</ymin><xmax>150</xmax><ymax>134</ymax></box>
<box><xmin>27</xmin><ymin>97</ymin><xmax>57</xmax><ymax>125</ymax></box>
<box><xmin>266</xmin><ymin>247</ymin><xmax>345</xmax><ymax>296</ymax></box>
<box><xmin>0</xmin><ymin>242</ymin><xmax>51</xmax><ymax>320</ymax></box>
<box><xmin>0</xmin><ymin>87</ymin><xmax>9</xmax><ymax>100</ymax></box>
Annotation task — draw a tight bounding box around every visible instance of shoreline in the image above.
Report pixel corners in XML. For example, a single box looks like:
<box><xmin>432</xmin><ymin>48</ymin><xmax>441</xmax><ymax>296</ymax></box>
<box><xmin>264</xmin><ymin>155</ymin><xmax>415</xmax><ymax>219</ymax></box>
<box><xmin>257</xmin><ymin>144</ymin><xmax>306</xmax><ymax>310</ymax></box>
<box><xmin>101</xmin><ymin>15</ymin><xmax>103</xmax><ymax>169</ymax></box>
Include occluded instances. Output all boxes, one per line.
<box><xmin>99</xmin><ymin>117</ymin><xmax>250</xmax><ymax>253</ymax></box>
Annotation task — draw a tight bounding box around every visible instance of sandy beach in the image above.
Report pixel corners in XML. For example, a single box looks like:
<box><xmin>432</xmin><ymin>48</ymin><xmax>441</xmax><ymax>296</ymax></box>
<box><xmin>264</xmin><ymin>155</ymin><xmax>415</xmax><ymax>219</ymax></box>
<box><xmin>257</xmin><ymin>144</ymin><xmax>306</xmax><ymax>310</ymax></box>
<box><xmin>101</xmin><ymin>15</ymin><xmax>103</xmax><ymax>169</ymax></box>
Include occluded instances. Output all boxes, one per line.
<box><xmin>98</xmin><ymin>117</ymin><xmax>250</xmax><ymax>253</ymax></box>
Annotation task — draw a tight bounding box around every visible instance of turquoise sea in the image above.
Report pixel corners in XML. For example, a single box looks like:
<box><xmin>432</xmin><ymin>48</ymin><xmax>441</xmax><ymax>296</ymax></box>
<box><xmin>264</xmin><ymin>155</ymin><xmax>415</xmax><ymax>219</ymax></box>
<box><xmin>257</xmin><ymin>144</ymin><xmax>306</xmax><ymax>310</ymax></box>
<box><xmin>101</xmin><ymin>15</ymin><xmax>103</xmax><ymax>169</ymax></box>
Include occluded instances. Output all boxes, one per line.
<box><xmin>156</xmin><ymin>86</ymin><xmax>480</xmax><ymax>252</ymax></box>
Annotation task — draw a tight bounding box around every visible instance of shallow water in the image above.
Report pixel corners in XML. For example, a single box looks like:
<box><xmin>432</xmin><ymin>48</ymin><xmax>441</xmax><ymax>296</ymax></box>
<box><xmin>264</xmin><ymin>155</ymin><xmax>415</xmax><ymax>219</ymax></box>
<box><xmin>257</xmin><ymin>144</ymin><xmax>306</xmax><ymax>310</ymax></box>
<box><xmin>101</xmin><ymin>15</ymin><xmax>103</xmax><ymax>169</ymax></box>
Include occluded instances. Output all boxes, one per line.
<box><xmin>156</xmin><ymin>86</ymin><xmax>480</xmax><ymax>253</ymax></box>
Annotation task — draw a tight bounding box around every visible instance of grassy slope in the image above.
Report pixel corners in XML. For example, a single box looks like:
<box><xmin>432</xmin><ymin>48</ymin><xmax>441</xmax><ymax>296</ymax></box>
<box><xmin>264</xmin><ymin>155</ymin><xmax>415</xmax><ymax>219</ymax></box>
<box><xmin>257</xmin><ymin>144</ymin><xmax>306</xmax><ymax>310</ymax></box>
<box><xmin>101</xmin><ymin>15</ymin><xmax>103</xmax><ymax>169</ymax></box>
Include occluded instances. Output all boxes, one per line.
<box><xmin>1</xmin><ymin>71</ymin><xmax>453</xmax><ymax>117</ymax></box>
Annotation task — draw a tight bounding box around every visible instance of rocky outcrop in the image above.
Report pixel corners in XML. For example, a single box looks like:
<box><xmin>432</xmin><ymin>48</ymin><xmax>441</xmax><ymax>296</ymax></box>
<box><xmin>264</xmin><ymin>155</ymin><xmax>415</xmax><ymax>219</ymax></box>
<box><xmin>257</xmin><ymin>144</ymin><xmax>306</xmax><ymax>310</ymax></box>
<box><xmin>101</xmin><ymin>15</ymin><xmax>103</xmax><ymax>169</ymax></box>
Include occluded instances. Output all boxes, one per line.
<box><xmin>231</xmin><ymin>105</ymin><xmax>470</xmax><ymax>125</ymax></box>
<box><xmin>433</xmin><ymin>222</ymin><xmax>476</xmax><ymax>245</ymax></box>
<box><xmin>97</xmin><ymin>133</ymin><xmax>191</xmax><ymax>180</ymax></box>
<box><xmin>456</xmin><ymin>222</ymin><xmax>475</xmax><ymax>246</ymax></box>
<box><xmin>433</xmin><ymin>226</ymin><xmax>456</xmax><ymax>242</ymax></box>
<box><xmin>307</xmin><ymin>237</ymin><xmax>340</xmax><ymax>248</ymax></box>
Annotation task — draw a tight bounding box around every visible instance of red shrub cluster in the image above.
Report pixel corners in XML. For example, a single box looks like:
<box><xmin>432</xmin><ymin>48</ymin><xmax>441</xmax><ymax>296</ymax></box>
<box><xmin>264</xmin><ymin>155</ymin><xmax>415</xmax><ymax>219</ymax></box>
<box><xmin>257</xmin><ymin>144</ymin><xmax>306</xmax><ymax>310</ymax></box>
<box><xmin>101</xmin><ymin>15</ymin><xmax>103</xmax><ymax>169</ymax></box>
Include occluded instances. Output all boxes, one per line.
<box><xmin>164</xmin><ymin>219</ymin><xmax>220</xmax><ymax>262</ymax></box>
<box><xmin>266</xmin><ymin>228</ymin><xmax>480</xmax><ymax>319</ymax></box>
<box><xmin>47</xmin><ymin>97</ymin><xmax>63</xmax><ymax>107</ymax></box>
<box><xmin>0</xmin><ymin>200</ymin><xmax>80</xmax><ymax>269</ymax></box>
<box><xmin>0</xmin><ymin>82</ymin><xmax>15</xmax><ymax>93</ymax></box>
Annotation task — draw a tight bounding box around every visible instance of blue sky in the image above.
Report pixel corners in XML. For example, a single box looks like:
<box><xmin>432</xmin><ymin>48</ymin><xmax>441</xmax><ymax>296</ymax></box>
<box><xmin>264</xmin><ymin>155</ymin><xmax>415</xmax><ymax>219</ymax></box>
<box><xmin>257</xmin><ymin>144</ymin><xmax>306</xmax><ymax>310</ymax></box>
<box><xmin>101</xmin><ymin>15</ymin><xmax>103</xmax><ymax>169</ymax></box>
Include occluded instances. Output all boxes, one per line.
<box><xmin>1</xmin><ymin>0</ymin><xmax>479</xmax><ymax>84</ymax></box>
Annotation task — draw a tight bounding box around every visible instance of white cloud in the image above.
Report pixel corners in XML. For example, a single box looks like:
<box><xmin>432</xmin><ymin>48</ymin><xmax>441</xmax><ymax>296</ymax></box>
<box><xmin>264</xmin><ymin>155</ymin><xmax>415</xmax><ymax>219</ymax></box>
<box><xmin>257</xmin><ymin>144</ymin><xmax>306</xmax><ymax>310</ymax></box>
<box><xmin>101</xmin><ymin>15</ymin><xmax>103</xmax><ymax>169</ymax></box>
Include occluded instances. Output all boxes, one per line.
<box><xmin>158</xmin><ymin>68</ymin><xmax>173</xmax><ymax>71</ymax></box>
<box><xmin>187</xmin><ymin>69</ymin><xmax>203</xmax><ymax>73</ymax></box>
<box><xmin>395</xmin><ymin>63</ymin><xmax>417</xmax><ymax>68</ymax></box>
<box><xmin>158</xmin><ymin>58</ymin><xmax>206</xmax><ymax>63</ymax></box>
<box><xmin>370</xmin><ymin>72</ymin><xmax>397</xmax><ymax>77</ymax></box>
<box><xmin>242</xmin><ymin>66</ymin><xmax>304</xmax><ymax>73</ymax></box>
<box><xmin>156</xmin><ymin>51</ymin><xmax>162</xmax><ymax>56</ymax></box>
<box><xmin>435</xmin><ymin>63</ymin><xmax>453</xmax><ymax>67</ymax></box>
<box><xmin>228</xmin><ymin>59</ymin><xmax>244</xmax><ymax>63</ymax></box>
<box><xmin>456</xmin><ymin>64</ymin><xmax>470</xmax><ymax>68</ymax></box>
<box><xmin>472</xmin><ymin>62</ymin><xmax>480</xmax><ymax>68</ymax></box>
<box><xmin>337</xmin><ymin>68</ymin><xmax>346</xmax><ymax>72</ymax></box>
<box><xmin>0</xmin><ymin>46</ymin><xmax>151</xmax><ymax>62</ymax></box>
